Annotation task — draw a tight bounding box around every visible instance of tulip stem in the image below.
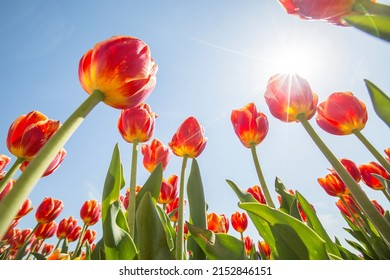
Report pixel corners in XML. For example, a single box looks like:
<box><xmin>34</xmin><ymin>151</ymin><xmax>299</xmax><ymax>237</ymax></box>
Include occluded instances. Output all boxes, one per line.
<box><xmin>250</xmin><ymin>143</ymin><xmax>275</xmax><ymax>208</ymax></box>
<box><xmin>72</xmin><ymin>223</ymin><xmax>88</xmax><ymax>259</ymax></box>
<box><xmin>353</xmin><ymin>129</ymin><xmax>390</xmax><ymax>174</ymax></box>
<box><xmin>353</xmin><ymin>0</ymin><xmax>390</xmax><ymax>17</ymax></box>
<box><xmin>127</xmin><ymin>140</ymin><xmax>139</xmax><ymax>239</ymax></box>
<box><xmin>175</xmin><ymin>155</ymin><xmax>188</xmax><ymax>260</ymax></box>
<box><xmin>15</xmin><ymin>223</ymin><xmax>39</xmax><ymax>260</ymax></box>
<box><xmin>0</xmin><ymin>157</ymin><xmax>24</xmax><ymax>195</ymax></box>
<box><xmin>0</xmin><ymin>90</ymin><xmax>105</xmax><ymax>239</ymax></box>
<box><xmin>297</xmin><ymin>113</ymin><xmax>390</xmax><ymax>246</ymax></box>
<box><xmin>382</xmin><ymin>189</ymin><xmax>390</xmax><ymax>202</ymax></box>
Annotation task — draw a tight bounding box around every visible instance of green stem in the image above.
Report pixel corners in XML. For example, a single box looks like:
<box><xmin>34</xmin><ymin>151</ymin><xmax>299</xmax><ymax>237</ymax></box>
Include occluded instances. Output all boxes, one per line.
<box><xmin>353</xmin><ymin>0</ymin><xmax>390</xmax><ymax>17</ymax></box>
<box><xmin>72</xmin><ymin>223</ymin><xmax>88</xmax><ymax>259</ymax></box>
<box><xmin>382</xmin><ymin>189</ymin><xmax>390</xmax><ymax>202</ymax></box>
<box><xmin>297</xmin><ymin>114</ymin><xmax>390</xmax><ymax>245</ymax></box>
<box><xmin>353</xmin><ymin>129</ymin><xmax>390</xmax><ymax>174</ymax></box>
<box><xmin>127</xmin><ymin>140</ymin><xmax>139</xmax><ymax>239</ymax></box>
<box><xmin>0</xmin><ymin>90</ymin><xmax>104</xmax><ymax>239</ymax></box>
<box><xmin>15</xmin><ymin>223</ymin><xmax>39</xmax><ymax>260</ymax></box>
<box><xmin>53</xmin><ymin>238</ymin><xmax>63</xmax><ymax>251</ymax></box>
<box><xmin>0</xmin><ymin>157</ymin><xmax>24</xmax><ymax>194</ymax></box>
<box><xmin>340</xmin><ymin>196</ymin><xmax>370</xmax><ymax>241</ymax></box>
<box><xmin>250</xmin><ymin>143</ymin><xmax>276</xmax><ymax>208</ymax></box>
<box><xmin>175</xmin><ymin>155</ymin><xmax>188</xmax><ymax>260</ymax></box>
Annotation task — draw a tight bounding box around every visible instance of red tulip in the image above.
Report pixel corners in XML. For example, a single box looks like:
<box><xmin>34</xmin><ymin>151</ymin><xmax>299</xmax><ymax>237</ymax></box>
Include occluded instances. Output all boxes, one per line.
<box><xmin>316</xmin><ymin>92</ymin><xmax>367</xmax><ymax>135</ymax></box>
<box><xmin>158</xmin><ymin>175</ymin><xmax>178</xmax><ymax>205</ymax></box>
<box><xmin>207</xmin><ymin>213</ymin><xmax>229</xmax><ymax>234</ymax></box>
<box><xmin>141</xmin><ymin>139</ymin><xmax>171</xmax><ymax>172</ymax></box>
<box><xmin>15</xmin><ymin>198</ymin><xmax>33</xmax><ymax>220</ymax></box>
<box><xmin>82</xmin><ymin>229</ymin><xmax>97</xmax><ymax>245</ymax></box>
<box><xmin>278</xmin><ymin>0</ymin><xmax>356</xmax><ymax>25</ymax></box>
<box><xmin>80</xmin><ymin>200</ymin><xmax>101</xmax><ymax>226</ymax></box>
<box><xmin>20</xmin><ymin>148</ymin><xmax>67</xmax><ymax>177</ymax></box>
<box><xmin>258</xmin><ymin>241</ymin><xmax>271</xmax><ymax>260</ymax></box>
<box><xmin>359</xmin><ymin>162</ymin><xmax>390</xmax><ymax>190</ymax></box>
<box><xmin>0</xmin><ymin>179</ymin><xmax>15</xmax><ymax>201</ymax></box>
<box><xmin>231</xmin><ymin>103</ymin><xmax>269</xmax><ymax>148</ymax></box>
<box><xmin>247</xmin><ymin>185</ymin><xmax>266</xmax><ymax>204</ymax></box>
<box><xmin>372</xmin><ymin>200</ymin><xmax>385</xmax><ymax>216</ymax></box>
<box><xmin>336</xmin><ymin>195</ymin><xmax>360</xmax><ymax>223</ymax></box>
<box><xmin>231</xmin><ymin>211</ymin><xmax>248</xmax><ymax>233</ymax></box>
<box><xmin>34</xmin><ymin>221</ymin><xmax>57</xmax><ymax>240</ymax></box>
<box><xmin>264</xmin><ymin>73</ymin><xmax>318</xmax><ymax>122</ymax></box>
<box><xmin>6</xmin><ymin>111</ymin><xmax>61</xmax><ymax>160</ymax></box>
<box><xmin>166</xmin><ymin>197</ymin><xmax>182</xmax><ymax>222</ymax></box>
<box><xmin>67</xmin><ymin>226</ymin><xmax>82</xmax><ymax>243</ymax></box>
<box><xmin>332</xmin><ymin>158</ymin><xmax>361</xmax><ymax>183</ymax></box>
<box><xmin>79</xmin><ymin>36</ymin><xmax>158</xmax><ymax>109</ymax></box>
<box><xmin>35</xmin><ymin>197</ymin><xmax>64</xmax><ymax>224</ymax></box>
<box><xmin>317</xmin><ymin>173</ymin><xmax>347</xmax><ymax>197</ymax></box>
<box><xmin>385</xmin><ymin>148</ymin><xmax>390</xmax><ymax>162</ymax></box>
<box><xmin>56</xmin><ymin>216</ymin><xmax>78</xmax><ymax>240</ymax></box>
<box><xmin>118</xmin><ymin>103</ymin><xmax>157</xmax><ymax>143</ymax></box>
<box><xmin>41</xmin><ymin>244</ymin><xmax>54</xmax><ymax>256</ymax></box>
<box><xmin>243</xmin><ymin>236</ymin><xmax>253</xmax><ymax>255</ymax></box>
<box><xmin>0</xmin><ymin>154</ymin><xmax>11</xmax><ymax>178</ymax></box>
<box><xmin>169</xmin><ymin>117</ymin><xmax>207</xmax><ymax>158</ymax></box>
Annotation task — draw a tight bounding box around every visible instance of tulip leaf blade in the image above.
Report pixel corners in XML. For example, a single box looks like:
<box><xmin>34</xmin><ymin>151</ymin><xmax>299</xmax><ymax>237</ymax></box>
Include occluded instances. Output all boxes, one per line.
<box><xmin>136</xmin><ymin>163</ymin><xmax>163</xmax><ymax>208</ymax></box>
<box><xmin>239</xmin><ymin>202</ymin><xmax>329</xmax><ymax>259</ymax></box>
<box><xmin>274</xmin><ymin>177</ymin><xmax>295</xmax><ymax>214</ymax></box>
<box><xmin>136</xmin><ymin>192</ymin><xmax>174</xmax><ymax>260</ymax></box>
<box><xmin>296</xmin><ymin>191</ymin><xmax>341</xmax><ymax>257</ymax></box>
<box><xmin>364</xmin><ymin>79</ymin><xmax>390</xmax><ymax>127</ymax></box>
<box><xmin>186</xmin><ymin>222</ymin><xmax>246</xmax><ymax>260</ymax></box>
<box><xmin>187</xmin><ymin>159</ymin><xmax>207</xmax><ymax>260</ymax></box>
<box><xmin>344</xmin><ymin>14</ymin><xmax>390</xmax><ymax>42</ymax></box>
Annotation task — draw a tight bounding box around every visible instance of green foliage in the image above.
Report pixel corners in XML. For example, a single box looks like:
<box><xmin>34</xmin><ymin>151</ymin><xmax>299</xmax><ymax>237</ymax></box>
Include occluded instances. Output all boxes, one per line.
<box><xmin>344</xmin><ymin>14</ymin><xmax>390</xmax><ymax>42</ymax></box>
<box><xmin>136</xmin><ymin>163</ymin><xmax>163</xmax><ymax>208</ymax></box>
<box><xmin>364</xmin><ymin>79</ymin><xmax>390</xmax><ymax>127</ymax></box>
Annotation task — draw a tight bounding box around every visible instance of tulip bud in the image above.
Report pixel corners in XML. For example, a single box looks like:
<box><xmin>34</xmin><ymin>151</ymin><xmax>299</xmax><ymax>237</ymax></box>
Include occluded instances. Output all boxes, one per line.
<box><xmin>80</xmin><ymin>200</ymin><xmax>101</xmax><ymax>226</ymax></box>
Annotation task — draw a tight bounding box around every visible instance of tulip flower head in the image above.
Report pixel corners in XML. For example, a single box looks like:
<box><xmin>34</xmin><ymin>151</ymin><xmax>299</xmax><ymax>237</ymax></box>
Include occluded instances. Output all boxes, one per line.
<box><xmin>316</xmin><ymin>92</ymin><xmax>368</xmax><ymax>135</ymax></box>
<box><xmin>15</xmin><ymin>198</ymin><xmax>33</xmax><ymax>220</ymax></box>
<box><xmin>317</xmin><ymin>173</ymin><xmax>347</xmax><ymax>197</ymax></box>
<box><xmin>264</xmin><ymin>73</ymin><xmax>318</xmax><ymax>122</ymax></box>
<box><xmin>207</xmin><ymin>213</ymin><xmax>229</xmax><ymax>234</ymax></box>
<box><xmin>258</xmin><ymin>241</ymin><xmax>271</xmax><ymax>260</ymax></box>
<box><xmin>118</xmin><ymin>103</ymin><xmax>157</xmax><ymax>143</ymax></box>
<box><xmin>82</xmin><ymin>229</ymin><xmax>97</xmax><ymax>245</ymax></box>
<box><xmin>158</xmin><ymin>175</ymin><xmax>178</xmax><ymax>205</ymax></box>
<box><xmin>56</xmin><ymin>216</ymin><xmax>78</xmax><ymax>240</ymax></box>
<box><xmin>243</xmin><ymin>236</ymin><xmax>253</xmax><ymax>255</ymax></box>
<box><xmin>169</xmin><ymin>116</ymin><xmax>207</xmax><ymax>158</ymax></box>
<box><xmin>372</xmin><ymin>200</ymin><xmax>385</xmax><ymax>216</ymax></box>
<box><xmin>34</xmin><ymin>221</ymin><xmax>57</xmax><ymax>240</ymax></box>
<box><xmin>141</xmin><ymin>139</ymin><xmax>171</xmax><ymax>172</ymax></box>
<box><xmin>336</xmin><ymin>195</ymin><xmax>360</xmax><ymax>224</ymax></box>
<box><xmin>278</xmin><ymin>0</ymin><xmax>357</xmax><ymax>25</ymax></box>
<box><xmin>231</xmin><ymin>211</ymin><xmax>248</xmax><ymax>233</ymax></box>
<box><xmin>247</xmin><ymin>185</ymin><xmax>266</xmax><ymax>204</ymax></box>
<box><xmin>330</xmin><ymin>158</ymin><xmax>361</xmax><ymax>183</ymax></box>
<box><xmin>20</xmin><ymin>148</ymin><xmax>67</xmax><ymax>177</ymax></box>
<box><xmin>35</xmin><ymin>197</ymin><xmax>64</xmax><ymax>224</ymax></box>
<box><xmin>6</xmin><ymin>111</ymin><xmax>61</xmax><ymax>161</ymax></box>
<box><xmin>79</xmin><ymin>36</ymin><xmax>158</xmax><ymax>109</ymax></box>
<box><xmin>80</xmin><ymin>200</ymin><xmax>101</xmax><ymax>226</ymax></box>
<box><xmin>359</xmin><ymin>161</ymin><xmax>390</xmax><ymax>190</ymax></box>
<box><xmin>231</xmin><ymin>103</ymin><xmax>269</xmax><ymax>148</ymax></box>
<box><xmin>385</xmin><ymin>148</ymin><xmax>390</xmax><ymax>162</ymax></box>
<box><xmin>0</xmin><ymin>155</ymin><xmax>11</xmax><ymax>178</ymax></box>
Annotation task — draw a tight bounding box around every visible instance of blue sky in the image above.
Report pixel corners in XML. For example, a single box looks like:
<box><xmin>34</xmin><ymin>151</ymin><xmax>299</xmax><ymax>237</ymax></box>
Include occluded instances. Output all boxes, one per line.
<box><xmin>1</xmin><ymin>0</ymin><xmax>389</xmax><ymax>250</ymax></box>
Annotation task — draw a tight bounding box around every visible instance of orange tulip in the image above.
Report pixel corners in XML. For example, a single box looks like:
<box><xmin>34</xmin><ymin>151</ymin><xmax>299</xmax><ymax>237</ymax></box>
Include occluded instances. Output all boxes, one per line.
<box><xmin>336</xmin><ymin>195</ymin><xmax>360</xmax><ymax>223</ymax></box>
<box><xmin>231</xmin><ymin>211</ymin><xmax>248</xmax><ymax>233</ymax></box>
<box><xmin>207</xmin><ymin>213</ymin><xmax>229</xmax><ymax>234</ymax></box>
<box><xmin>247</xmin><ymin>185</ymin><xmax>266</xmax><ymax>204</ymax></box>
<box><xmin>35</xmin><ymin>197</ymin><xmax>64</xmax><ymax>224</ymax></box>
<box><xmin>231</xmin><ymin>103</ymin><xmax>269</xmax><ymax>148</ymax></box>
<box><xmin>141</xmin><ymin>139</ymin><xmax>171</xmax><ymax>172</ymax></box>
<box><xmin>20</xmin><ymin>148</ymin><xmax>67</xmax><ymax>177</ymax></box>
<box><xmin>166</xmin><ymin>197</ymin><xmax>181</xmax><ymax>222</ymax></box>
<box><xmin>118</xmin><ymin>103</ymin><xmax>157</xmax><ymax>143</ymax></box>
<box><xmin>169</xmin><ymin>116</ymin><xmax>207</xmax><ymax>158</ymax></box>
<box><xmin>317</xmin><ymin>173</ymin><xmax>347</xmax><ymax>197</ymax></box>
<box><xmin>34</xmin><ymin>221</ymin><xmax>57</xmax><ymax>240</ymax></box>
<box><xmin>316</xmin><ymin>92</ymin><xmax>367</xmax><ymax>135</ymax></box>
<box><xmin>46</xmin><ymin>248</ymin><xmax>70</xmax><ymax>260</ymax></box>
<box><xmin>278</xmin><ymin>0</ymin><xmax>356</xmax><ymax>25</ymax></box>
<box><xmin>359</xmin><ymin>161</ymin><xmax>390</xmax><ymax>190</ymax></box>
<box><xmin>243</xmin><ymin>236</ymin><xmax>253</xmax><ymax>255</ymax></box>
<box><xmin>264</xmin><ymin>73</ymin><xmax>318</xmax><ymax>122</ymax></box>
<box><xmin>80</xmin><ymin>200</ymin><xmax>101</xmax><ymax>226</ymax></box>
<box><xmin>258</xmin><ymin>241</ymin><xmax>271</xmax><ymax>260</ymax></box>
<box><xmin>158</xmin><ymin>175</ymin><xmax>178</xmax><ymax>205</ymax></box>
<box><xmin>79</xmin><ymin>36</ymin><xmax>158</xmax><ymax>109</ymax></box>
<box><xmin>6</xmin><ymin>111</ymin><xmax>61</xmax><ymax>160</ymax></box>
<box><xmin>330</xmin><ymin>158</ymin><xmax>361</xmax><ymax>183</ymax></box>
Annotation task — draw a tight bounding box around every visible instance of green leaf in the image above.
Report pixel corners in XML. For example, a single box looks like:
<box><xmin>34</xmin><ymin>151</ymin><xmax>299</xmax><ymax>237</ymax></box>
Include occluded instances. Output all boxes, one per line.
<box><xmin>296</xmin><ymin>191</ymin><xmax>341</xmax><ymax>257</ymax></box>
<box><xmin>103</xmin><ymin>201</ymin><xmax>137</xmax><ymax>260</ymax></box>
<box><xmin>136</xmin><ymin>163</ymin><xmax>163</xmax><ymax>208</ymax></box>
<box><xmin>31</xmin><ymin>252</ymin><xmax>46</xmax><ymax>260</ymax></box>
<box><xmin>226</xmin><ymin>180</ymin><xmax>278</xmax><ymax>258</ymax></box>
<box><xmin>102</xmin><ymin>144</ymin><xmax>125</xmax><ymax>222</ymax></box>
<box><xmin>187</xmin><ymin>159</ymin><xmax>207</xmax><ymax>260</ymax></box>
<box><xmin>136</xmin><ymin>192</ymin><xmax>174</xmax><ymax>260</ymax></box>
<box><xmin>239</xmin><ymin>202</ymin><xmax>329</xmax><ymax>260</ymax></box>
<box><xmin>274</xmin><ymin>177</ymin><xmax>295</xmax><ymax>214</ymax></box>
<box><xmin>364</xmin><ymin>79</ymin><xmax>390</xmax><ymax>127</ymax></box>
<box><xmin>344</xmin><ymin>14</ymin><xmax>390</xmax><ymax>42</ymax></box>
<box><xmin>186</xmin><ymin>223</ymin><xmax>246</xmax><ymax>260</ymax></box>
<box><xmin>373</xmin><ymin>174</ymin><xmax>390</xmax><ymax>193</ymax></box>
<box><xmin>90</xmin><ymin>238</ymin><xmax>106</xmax><ymax>260</ymax></box>
<box><xmin>155</xmin><ymin>204</ymin><xmax>176</xmax><ymax>251</ymax></box>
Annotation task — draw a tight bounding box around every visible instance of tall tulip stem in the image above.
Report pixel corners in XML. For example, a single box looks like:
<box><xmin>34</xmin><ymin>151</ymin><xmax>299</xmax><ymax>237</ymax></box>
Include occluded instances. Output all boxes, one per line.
<box><xmin>0</xmin><ymin>157</ymin><xmax>24</xmax><ymax>194</ymax></box>
<box><xmin>175</xmin><ymin>155</ymin><xmax>188</xmax><ymax>260</ymax></box>
<box><xmin>250</xmin><ymin>143</ymin><xmax>275</xmax><ymax>208</ymax></box>
<box><xmin>0</xmin><ymin>90</ymin><xmax>105</xmax><ymax>239</ymax></box>
<box><xmin>127</xmin><ymin>140</ymin><xmax>139</xmax><ymax>239</ymax></box>
<box><xmin>297</xmin><ymin>113</ymin><xmax>390</xmax><ymax>245</ymax></box>
<box><xmin>353</xmin><ymin>129</ymin><xmax>390</xmax><ymax>174</ymax></box>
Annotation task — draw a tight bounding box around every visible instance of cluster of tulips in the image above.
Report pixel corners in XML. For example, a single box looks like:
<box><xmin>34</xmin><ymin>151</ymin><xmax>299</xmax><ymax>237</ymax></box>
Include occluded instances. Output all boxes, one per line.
<box><xmin>1</xmin><ymin>0</ymin><xmax>390</xmax><ymax>260</ymax></box>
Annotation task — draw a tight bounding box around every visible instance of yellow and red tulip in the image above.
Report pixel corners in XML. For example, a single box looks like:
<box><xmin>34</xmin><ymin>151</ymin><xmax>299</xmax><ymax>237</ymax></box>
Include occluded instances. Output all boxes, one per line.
<box><xmin>317</xmin><ymin>173</ymin><xmax>347</xmax><ymax>197</ymax></box>
<box><xmin>34</xmin><ymin>221</ymin><xmax>57</xmax><ymax>240</ymax></box>
<box><xmin>231</xmin><ymin>211</ymin><xmax>248</xmax><ymax>233</ymax></box>
<box><xmin>82</xmin><ymin>229</ymin><xmax>97</xmax><ymax>245</ymax></box>
<box><xmin>231</xmin><ymin>102</ymin><xmax>269</xmax><ymax>148</ymax></box>
<box><xmin>80</xmin><ymin>200</ymin><xmax>101</xmax><ymax>226</ymax></box>
<box><xmin>169</xmin><ymin>117</ymin><xmax>207</xmax><ymax>158</ymax></box>
<box><xmin>118</xmin><ymin>103</ymin><xmax>157</xmax><ymax>143</ymax></box>
<box><xmin>207</xmin><ymin>212</ymin><xmax>229</xmax><ymax>234</ymax></box>
<box><xmin>6</xmin><ymin>111</ymin><xmax>61</xmax><ymax>161</ymax></box>
<box><xmin>243</xmin><ymin>236</ymin><xmax>253</xmax><ymax>255</ymax></box>
<box><xmin>20</xmin><ymin>148</ymin><xmax>67</xmax><ymax>177</ymax></box>
<box><xmin>15</xmin><ymin>198</ymin><xmax>33</xmax><ymax>220</ymax></box>
<box><xmin>258</xmin><ymin>240</ymin><xmax>271</xmax><ymax>260</ymax></box>
<box><xmin>79</xmin><ymin>36</ymin><xmax>158</xmax><ymax>109</ymax></box>
<box><xmin>247</xmin><ymin>185</ymin><xmax>266</xmax><ymax>204</ymax></box>
<box><xmin>359</xmin><ymin>161</ymin><xmax>390</xmax><ymax>190</ymax></box>
<box><xmin>56</xmin><ymin>216</ymin><xmax>78</xmax><ymax>240</ymax></box>
<box><xmin>158</xmin><ymin>175</ymin><xmax>178</xmax><ymax>205</ymax></box>
<box><xmin>316</xmin><ymin>92</ymin><xmax>368</xmax><ymax>135</ymax></box>
<box><xmin>35</xmin><ymin>197</ymin><xmax>64</xmax><ymax>224</ymax></box>
<box><xmin>264</xmin><ymin>73</ymin><xmax>318</xmax><ymax>122</ymax></box>
<box><xmin>141</xmin><ymin>138</ymin><xmax>171</xmax><ymax>172</ymax></box>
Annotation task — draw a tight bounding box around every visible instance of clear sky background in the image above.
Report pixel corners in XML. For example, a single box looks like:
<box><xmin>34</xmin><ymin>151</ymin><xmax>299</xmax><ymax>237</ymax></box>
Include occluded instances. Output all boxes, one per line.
<box><xmin>1</xmin><ymin>0</ymin><xmax>389</xmax><ymax>251</ymax></box>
